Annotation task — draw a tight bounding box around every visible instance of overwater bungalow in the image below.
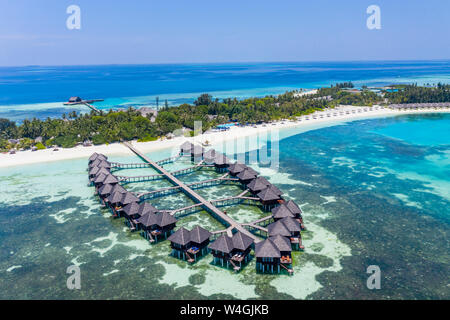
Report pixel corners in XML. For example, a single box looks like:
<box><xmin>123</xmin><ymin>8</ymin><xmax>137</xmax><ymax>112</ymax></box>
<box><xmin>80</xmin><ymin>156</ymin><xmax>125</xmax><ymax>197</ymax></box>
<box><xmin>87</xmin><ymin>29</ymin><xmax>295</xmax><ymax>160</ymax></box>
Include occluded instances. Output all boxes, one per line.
<box><xmin>231</xmin><ymin>231</ymin><xmax>253</xmax><ymax>267</ymax></box>
<box><xmin>237</xmin><ymin>168</ymin><xmax>258</xmax><ymax>184</ymax></box>
<box><xmin>89</xmin><ymin>166</ymin><xmax>110</xmax><ymax>180</ymax></box>
<box><xmin>154</xmin><ymin>212</ymin><xmax>177</xmax><ymax>240</ymax></box>
<box><xmin>188</xmin><ymin>226</ymin><xmax>212</xmax><ymax>260</ymax></box>
<box><xmin>214</xmin><ymin>154</ymin><xmax>230</xmax><ymax>172</ymax></box>
<box><xmin>137</xmin><ymin>213</ymin><xmax>158</xmax><ymax>241</ymax></box>
<box><xmin>228</xmin><ymin>162</ymin><xmax>246</xmax><ymax>176</ymax></box>
<box><xmin>97</xmin><ymin>183</ymin><xmax>115</xmax><ymax>201</ymax></box>
<box><xmin>180</xmin><ymin>141</ymin><xmax>194</xmax><ymax>154</ymax></box>
<box><xmin>209</xmin><ymin>234</ymin><xmax>234</xmax><ymax>267</ymax></box>
<box><xmin>138</xmin><ymin>202</ymin><xmax>158</xmax><ymax>216</ymax></box>
<box><xmin>121</xmin><ymin>202</ymin><xmax>141</xmax><ymax>229</ymax></box>
<box><xmin>267</xmin><ymin>219</ymin><xmax>291</xmax><ymax>238</ymax></box>
<box><xmin>271</xmin><ymin>204</ymin><xmax>295</xmax><ymax>220</ymax></box>
<box><xmin>280</xmin><ymin>217</ymin><xmax>304</xmax><ymax>250</ymax></box>
<box><xmin>285</xmin><ymin>200</ymin><xmax>305</xmax><ymax>229</ymax></box>
<box><xmin>269</xmin><ymin>235</ymin><xmax>292</xmax><ymax>265</ymax></box>
<box><xmin>119</xmin><ymin>192</ymin><xmax>140</xmax><ymax>208</ymax></box>
<box><xmin>168</xmin><ymin>227</ymin><xmax>192</xmax><ymax>261</ymax></box>
<box><xmin>255</xmin><ymin>238</ymin><xmax>281</xmax><ymax>274</ymax></box>
<box><xmin>265</xmin><ymin>184</ymin><xmax>283</xmax><ymax>197</ymax></box>
<box><xmin>247</xmin><ymin>176</ymin><xmax>270</xmax><ymax>194</ymax></box>
<box><xmin>257</xmin><ymin>188</ymin><xmax>281</xmax><ymax>210</ymax></box>
<box><xmin>203</xmin><ymin>149</ymin><xmax>217</xmax><ymax>164</ymax></box>
<box><xmin>107</xmin><ymin>191</ymin><xmax>126</xmax><ymax>215</ymax></box>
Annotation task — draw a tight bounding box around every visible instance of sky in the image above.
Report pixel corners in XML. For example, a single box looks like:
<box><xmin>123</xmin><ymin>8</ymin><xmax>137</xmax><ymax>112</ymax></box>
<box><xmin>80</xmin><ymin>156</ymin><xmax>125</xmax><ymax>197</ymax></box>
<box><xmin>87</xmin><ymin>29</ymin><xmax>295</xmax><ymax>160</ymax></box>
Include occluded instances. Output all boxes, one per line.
<box><xmin>0</xmin><ymin>0</ymin><xmax>449</xmax><ymax>66</ymax></box>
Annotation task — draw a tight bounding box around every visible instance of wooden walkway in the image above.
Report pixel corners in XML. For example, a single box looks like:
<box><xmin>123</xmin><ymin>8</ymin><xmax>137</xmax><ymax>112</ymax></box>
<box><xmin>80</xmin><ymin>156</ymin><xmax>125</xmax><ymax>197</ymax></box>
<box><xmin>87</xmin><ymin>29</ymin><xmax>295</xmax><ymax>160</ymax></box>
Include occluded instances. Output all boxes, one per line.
<box><xmin>123</xmin><ymin>142</ymin><xmax>261</xmax><ymax>243</ymax></box>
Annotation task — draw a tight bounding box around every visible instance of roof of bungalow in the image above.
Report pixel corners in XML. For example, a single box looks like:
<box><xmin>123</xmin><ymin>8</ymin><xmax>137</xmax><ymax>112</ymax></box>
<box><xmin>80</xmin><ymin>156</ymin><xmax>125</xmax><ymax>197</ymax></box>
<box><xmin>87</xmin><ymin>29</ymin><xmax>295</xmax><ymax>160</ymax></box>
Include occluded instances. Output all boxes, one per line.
<box><xmin>122</xmin><ymin>202</ymin><xmax>140</xmax><ymax>217</ymax></box>
<box><xmin>93</xmin><ymin>173</ymin><xmax>107</xmax><ymax>184</ymax></box>
<box><xmin>257</xmin><ymin>188</ymin><xmax>280</xmax><ymax>202</ymax></box>
<box><xmin>237</xmin><ymin>168</ymin><xmax>258</xmax><ymax>181</ymax></box>
<box><xmin>203</xmin><ymin>149</ymin><xmax>216</xmax><ymax>158</ymax></box>
<box><xmin>189</xmin><ymin>226</ymin><xmax>212</xmax><ymax>244</ymax></box>
<box><xmin>89</xmin><ymin>158</ymin><xmax>102</xmax><ymax>167</ymax></box>
<box><xmin>89</xmin><ymin>153</ymin><xmax>99</xmax><ymax>161</ymax></box>
<box><xmin>96</xmin><ymin>160</ymin><xmax>111</xmax><ymax>169</ymax></box>
<box><xmin>269</xmin><ymin>235</ymin><xmax>292</xmax><ymax>252</ymax></box>
<box><xmin>168</xmin><ymin>227</ymin><xmax>191</xmax><ymax>246</ymax></box>
<box><xmin>191</xmin><ymin>145</ymin><xmax>204</xmax><ymax>155</ymax></box>
<box><xmin>155</xmin><ymin>212</ymin><xmax>177</xmax><ymax>227</ymax></box>
<box><xmin>89</xmin><ymin>166</ymin><xmax>101</xmax><ymax>176</ymax></box>
<box><xmin>96</xmin><ymin>154</ymin><xmax>107</xmax><ymax>160</ymax></box>
<box><xmin>280</xmin><ymin>217</ymin><xmax>301</xmax><ymax>233</ymax></box>
<box><xmin>121</xmin><ymin>192</ymin><xmax>140</xmax><ymax>205</ymax></box>
<box><xmin>107</xmin><ymin>191</ymin><xmax>125</xmax><ymax>204</ymax></box>
<box><xmin>267</xmin><ymin>219</ymin><xmax>291</xmax><ymax>237</ymax></box>
<box><xmin>266</xmin><ymin>184</ymin><xmax>283</xmax><ymax>196</ymax></box>
<box><xmin>285</xmin><ymin>200</ymin><xmax>302</xmax><ymax>215</ymax></box>
<box><xmin>98</xmin><ymin>183</ymin><xmax>115</xmax><ymax>196</ymax></box>
<box><xmin>247</xmin><ymin>176</ymin><xmax>270</xmax><ymax>192</ymax></box>
<box><xmin>271</xmin><ymin>204</ymin><xmax>295</xmax><ymax>219</ymax></box>
<box><xmin>138</xmin><ymin>202</ymin><xmax>158</xmax><ymax>216</ymax></box>
<box><xmin>102</xmin><ymin>174</ymin><xmax>119</xmax><ymax>185</ymax></box>
<box><xmin>214</xmin><ymin>154</ymin><xmax>231</xmax><ymax>166</ymax></box>
<box><xmin>228</xmin><ymin>162</ymin><xmax>246</xmax><ymax>175</ymax></box>
<box><xmin>232</xmin><ymin>231</ymin><xmax>254</xmax><ymax>251</ymax></box>
<box><xmin>137</xmin><ymin>212</ymin><xmax>158</xmax><ymax>227</ymax></box>
<box><xmin>93</xmin><ymin>167</ymin><xmax>111</xmax><ymax>176</ymax></box>
<box><xmin>208</xmin><ymin>234</ymin><xmax>234</xmax><ymax>254</ymax></box>
<box><xmin>255</xmin><ymin>238</ymin><xmax>281</xmax><ymax>258</ymax></box>
<box><xmin>110</xmin><ymin>184</ymin><xmax>127</xmax><ymax>194</ymax></box>
<box><xmin>180</xmin><ymin>141</ymin><xmax>194</xmax><ymax>152</ymax></box>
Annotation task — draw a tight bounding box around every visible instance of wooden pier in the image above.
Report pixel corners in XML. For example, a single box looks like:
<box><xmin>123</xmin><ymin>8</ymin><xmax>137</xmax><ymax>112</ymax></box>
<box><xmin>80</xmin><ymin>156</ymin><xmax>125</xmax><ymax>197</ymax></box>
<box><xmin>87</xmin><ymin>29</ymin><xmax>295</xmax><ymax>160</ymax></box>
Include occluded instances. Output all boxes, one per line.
<box><xmin>123</xmin><ymin>142</ymin><xmax>261</xmax><ymax>243</ymax></box>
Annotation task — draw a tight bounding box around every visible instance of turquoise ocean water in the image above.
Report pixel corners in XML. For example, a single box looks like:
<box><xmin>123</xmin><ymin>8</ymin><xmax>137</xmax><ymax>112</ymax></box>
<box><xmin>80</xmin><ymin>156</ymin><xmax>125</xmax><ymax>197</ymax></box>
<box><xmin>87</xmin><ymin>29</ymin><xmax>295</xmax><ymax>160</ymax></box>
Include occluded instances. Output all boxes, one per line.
<box><xmin>1</xmin><ymin>60</ymin><xmax>450</xmax><ymax>122</ymax></box>
<box><xmin>0</xmin><ymin>113</ymin><xmax>449</xmax><ymax>299</ymax></box>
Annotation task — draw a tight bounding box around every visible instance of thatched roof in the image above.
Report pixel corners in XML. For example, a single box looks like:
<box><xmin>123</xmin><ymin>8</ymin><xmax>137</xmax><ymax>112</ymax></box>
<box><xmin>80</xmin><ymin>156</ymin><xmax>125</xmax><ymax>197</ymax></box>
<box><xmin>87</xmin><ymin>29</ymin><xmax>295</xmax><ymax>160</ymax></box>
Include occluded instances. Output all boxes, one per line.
<box><xmin>168</xmin><ymin>227</ymin><xmax>191</xmax><ymax>246</ymax></box>
<box><xmin>93</xmin><ymin>173</ymin><xmax>107</xmax><ymax>184</ymax></box>
<box><xmin>266</xmin><ymin>185</ymin><xmax>283</xmax><ymax>196</ymax></box>
<box><xmin>180</xmin><ymin>141</ymin><xmax>194</xmax><ymax>152</ymax></box>
<box><xmin>280</xmin><ymin>217</ymin><xmax>301</xmax><ymax>233</ymax></box>
<box><xmin>138</xmin><ymin>203</ymin><xmax>158</xmax><ymax>216</ymax></box>
<box><xmin>96</xmin><ymin>160</ymin><xmax>111</xmax><ymax>169</ymax></box>
<box><xmin>93</xmin><ymin>167</ymin><xmax>111</xmax><ymax>177</ymax></box>
<box><xmin>285</xmin><ymin>200</ymin><xmax>302</xmax><ymax>215</ymax></box>
<box><xmin>257</xmin><ymin>188</ymin><xmax>280</xmax><ymax>202</ymax></box>
<box><xmin>89</xmin><ymin>153</ymin><xmax>99</xmax><ymax>162</ymax></box>
<box><xmin>237</xmin><ymin>169</ymin><xmax>257</xmax><ymax>181</ymax></box>
<box><xmin>120</xmin><ymin>192</ymin><xmax>140</xmax><ymax>205</ymax></box>
<box><xmin>232</xmin><ymin>231</ymin><xmax>254</xmax><ymax>251</ymax></box>
<box><xmin>247</xmin><ymin>176</ymin><xmax>270</xmax><ymax>192</ymax></box>
<box><xmin>255</xmin><ymin>239</ymin><xmax>281</xmax><ymax>258</ymax></box>
<box><xmin>102</xmin><ymin>174</ymin><xmax>119</xmax><ymax>185</ymax></box>
<box><xmin>208</xmin><ymin>234</ymin><xmax>234</xmax><ymax>253</ymax></box>
<box><xmin>214</xmin><ymin>154</ymin><xmax>230</xmax><ymax>166</ymax></box>
<box><xmin>191</xmin><ymin>145</ymin><xmax>204</xmax><ymax>156</ymax></box>
<box><xmin>122</xmin><ymin>202</ymin><xmax>140</xmax><ymax>217</ymax></box>
<box><xmin>189</xmin><ymin>226</ymin><xmax>211</xmax><ymax>244</ymax></box>
<box><xmin>98</xmin><ymin>183</ymin><xmax>114</xmax><ymax>196</ymax></box>
<box><xmin>155</xmin><ymin>212</ymin><xmax>177</xmax><ymax>227</ymax></box>
<box><xmin>271</xmin><ymin>204</ymin><xmax>295</xmax><ymax>219</ymax></box>
<box><xmin>269</xmin><ymin>235</ymin><xmax>292</xmax><ymax>252</ymax></box>
<box><xmin>110</xmin><ymin>184</ymin><xmax>127</xmax><ymax>194</ymax></box>
<box><xmin>107</xmin><ymin>191</ymin><xmax>125</xmax><ymax>204</ymax></box>
<box><xmin>267</xmin><ymin>220</ymin><xmax>291</xmax><ymax>237</ymax></box>
<box><xmin>137</xmin><ymin>212</ymin><xmax>158</xmax><ymax>227</ymax></box>
<box><xmin>89</xmin><ymin>166</ymin><xmax>101</xmax><ymax>176</ymax></box>
<box><xmin>228</xmin><ymin>162</ymin><xmax>246</xmax><ymax>175</ymax></box>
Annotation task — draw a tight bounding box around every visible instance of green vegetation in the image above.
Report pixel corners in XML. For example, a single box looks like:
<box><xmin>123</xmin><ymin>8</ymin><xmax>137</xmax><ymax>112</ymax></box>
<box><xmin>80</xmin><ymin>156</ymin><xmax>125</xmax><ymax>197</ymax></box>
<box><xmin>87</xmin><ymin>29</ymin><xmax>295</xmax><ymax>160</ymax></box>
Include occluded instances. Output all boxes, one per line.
<box><xmin>0</xmin><ymin>84</ymin><xmax>448</xmax><ymax>152</ymax></box>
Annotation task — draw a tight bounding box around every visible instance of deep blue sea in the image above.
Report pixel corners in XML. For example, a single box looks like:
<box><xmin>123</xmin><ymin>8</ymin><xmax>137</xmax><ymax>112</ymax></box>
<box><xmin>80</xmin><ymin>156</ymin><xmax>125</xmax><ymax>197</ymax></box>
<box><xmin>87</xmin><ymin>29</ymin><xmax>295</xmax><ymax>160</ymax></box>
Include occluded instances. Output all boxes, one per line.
<box><xmin>1</xmin><ymin>60</ymin><xmax>450</xmax><ymax>122</ymax></box>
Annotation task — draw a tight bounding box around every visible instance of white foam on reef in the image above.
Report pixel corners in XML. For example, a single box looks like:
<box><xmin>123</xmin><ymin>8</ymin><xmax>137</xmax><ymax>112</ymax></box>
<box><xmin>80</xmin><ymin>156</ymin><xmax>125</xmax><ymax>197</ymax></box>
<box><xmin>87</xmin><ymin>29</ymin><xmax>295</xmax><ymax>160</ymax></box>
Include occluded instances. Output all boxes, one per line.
<box><xmin>70</xmin><ymin>256</ymin><xmax>84</xmax><ymax>266</ymax></box>
<box><xmin>49</xmin><ymin>207</ymin><xmax>77</xmax><ymax>224</ymax></box>
<box><xmin>103</xmin><ymin>269</ymin><xmax>119</xmax><ymax>276</ymax></box>
<box><xmin>331</xmin><ymin>157</ymin><xmax>360</xmax><ymax>173</ymax></box>
<box><xmin>63</xmin><ymin>246</ymin><xmax>72</xmax><ymax>254</ymax></box>
<box><xmin>320</xmin><ymin>195</ymin><xmax>337</xmax><ymax>205</ymax></box>
<box><xmin>253</xmin><ymin>165</ymin><xmax>313</xmax><ymax>186</ymax></box>
<box><xmin>156</xmin><ymin>261</ymin><xmax>197</xmax><ymax>289</ymax></box>
<box><xmin>196</xmin><ymin>268</ymin><xmax>258</xmax><ymax>299</ymax></box>
<box><xmin>6</xmin><ymin>265</ymin><xmax>22</xmax><ymax>272</ymax></box>
<box><xmin>85</xmin><ymin>231</ymin><xmax>150</xmax><ymax>257</ymax></box>
<box><xmin>392</xmin><ymin>193</ymin><xmax>423</xmax><ymax>209</ymax></box>
<box><xmin>271</xmin><ymin>221</ymin><xmax>352</xmax><ymax>299</ymax></box>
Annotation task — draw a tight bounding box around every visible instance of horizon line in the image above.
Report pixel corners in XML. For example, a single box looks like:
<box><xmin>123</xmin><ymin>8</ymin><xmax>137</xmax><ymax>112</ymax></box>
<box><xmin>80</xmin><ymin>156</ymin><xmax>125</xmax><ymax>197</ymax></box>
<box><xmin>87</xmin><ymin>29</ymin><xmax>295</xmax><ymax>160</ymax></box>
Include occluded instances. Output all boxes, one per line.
<box><xmin>1</xmin><ymin>58</ymin><xmax>449</xmax><ymax>68</ymax></box>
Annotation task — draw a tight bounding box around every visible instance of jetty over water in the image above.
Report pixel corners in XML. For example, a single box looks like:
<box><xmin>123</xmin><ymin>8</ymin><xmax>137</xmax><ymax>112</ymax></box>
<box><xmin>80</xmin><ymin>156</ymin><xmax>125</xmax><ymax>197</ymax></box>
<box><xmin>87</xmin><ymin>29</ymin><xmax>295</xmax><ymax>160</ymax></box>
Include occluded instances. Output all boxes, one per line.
<box><xmin>88</xmin><ymin>141</ymin><xmax>306</xmax><ymax>275</ymax></box>
<box><xmin>122</xmin><ymin>142</ymin><xmax>260</xmax><ymax>242</ymax></box>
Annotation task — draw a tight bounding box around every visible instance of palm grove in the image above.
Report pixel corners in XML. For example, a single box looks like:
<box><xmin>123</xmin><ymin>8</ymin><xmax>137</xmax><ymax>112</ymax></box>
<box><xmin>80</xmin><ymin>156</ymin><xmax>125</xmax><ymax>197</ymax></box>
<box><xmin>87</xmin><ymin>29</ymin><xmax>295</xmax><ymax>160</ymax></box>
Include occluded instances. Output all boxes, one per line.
<box><xmin>1</xmin><ymin>84</ymin><xmax>449</xmax><ymax>152</ymax></box>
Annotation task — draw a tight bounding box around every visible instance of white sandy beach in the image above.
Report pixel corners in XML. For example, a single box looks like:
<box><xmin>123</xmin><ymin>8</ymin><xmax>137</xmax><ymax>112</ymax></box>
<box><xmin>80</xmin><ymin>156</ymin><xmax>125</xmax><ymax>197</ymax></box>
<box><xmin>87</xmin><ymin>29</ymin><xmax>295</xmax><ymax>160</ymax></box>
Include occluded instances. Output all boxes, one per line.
<box><xmin>1</xmin><ymin>105</ymin><xmax>449</xmax><ymax>169</ymax></box>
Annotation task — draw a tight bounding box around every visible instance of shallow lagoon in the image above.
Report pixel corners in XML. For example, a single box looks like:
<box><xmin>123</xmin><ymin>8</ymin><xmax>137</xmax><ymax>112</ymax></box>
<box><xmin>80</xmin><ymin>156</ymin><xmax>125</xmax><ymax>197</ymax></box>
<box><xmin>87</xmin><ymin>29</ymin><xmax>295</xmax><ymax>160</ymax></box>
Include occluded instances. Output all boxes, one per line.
<box><xmin>0</xmin><ymin>114</ymin><xmax>449</xmax><ymax>299</ymax></box>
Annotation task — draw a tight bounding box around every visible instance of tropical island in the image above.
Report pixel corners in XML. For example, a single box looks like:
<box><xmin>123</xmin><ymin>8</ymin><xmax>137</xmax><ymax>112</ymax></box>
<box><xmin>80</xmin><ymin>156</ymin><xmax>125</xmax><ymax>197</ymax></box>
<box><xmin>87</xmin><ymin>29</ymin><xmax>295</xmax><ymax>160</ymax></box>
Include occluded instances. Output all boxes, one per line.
<box><xmin>1</xmin><ymin>83</ymin><xmax>449</xmax><ymax>153</ymax></box>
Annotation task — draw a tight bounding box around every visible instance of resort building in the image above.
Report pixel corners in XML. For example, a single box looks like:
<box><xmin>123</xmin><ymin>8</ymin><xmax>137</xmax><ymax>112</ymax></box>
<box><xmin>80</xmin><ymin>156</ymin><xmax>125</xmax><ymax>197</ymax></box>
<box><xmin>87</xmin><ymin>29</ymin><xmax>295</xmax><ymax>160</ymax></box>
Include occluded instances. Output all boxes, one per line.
<box><xmin>228</xmin><ymin>162</ymin><xmax>246</xmax><ymax>176</ymax></box>
<box><xmin>257</xmin><ymin>187</ymin><xmax>282</xmax><ymax>210</ymax></box>
<box><xmin>180</xmin><ymin>141</ymin><xmax>194</xmax><ymax>154</ymax></box>
<box><xmin>255</xmin><ymin>237</ymin><xmax>293</xmax><ymax>275</ymax></box>
<box><xmin>237</xmin><ymin>167</ymin><xmax>258</xmax><ymax>184</ymax></box>
<box><xmin>137</xmin><ymin>212</ymin><xmax>177</xmax><ymax>242</ymax></box>
<box><xmin>247</xmin><ymin>176</ymin><xmax>271</xmax><ymax>194</ymax></box>
<box><xmin>285</xmin><ymin>200</ymin><xmax>305</xmax><ymax>229</ymax></box>
<box><xmin>214</xmin><ymin>153</ymin><xmax>231</xmax><ymax>172</ymax></box>
<box><xmin>209</xmin><ymin>231</ymin><xmax>254</xmax><ymax>271</ymax></box>
<box><xmin>168</xmin><ymin>226</ymin><xmax>211</xmax><ymax>263</ymax></box>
